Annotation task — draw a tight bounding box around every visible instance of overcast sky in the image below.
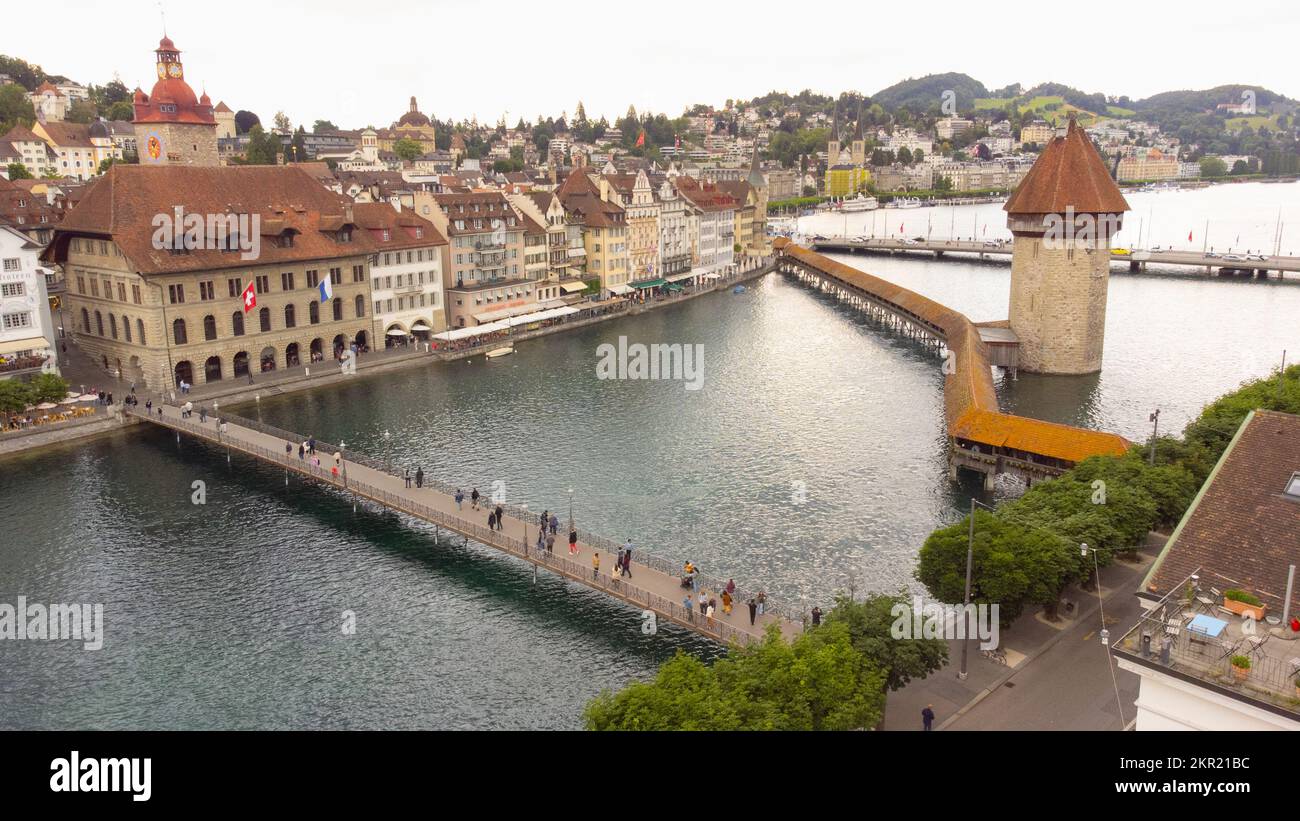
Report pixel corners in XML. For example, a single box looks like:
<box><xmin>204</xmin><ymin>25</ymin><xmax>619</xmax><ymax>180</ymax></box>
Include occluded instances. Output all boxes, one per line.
<box><xmin>6</xmin><ymin>0</ymin><xmax>1298</xmax><ymax>129</ymax></box>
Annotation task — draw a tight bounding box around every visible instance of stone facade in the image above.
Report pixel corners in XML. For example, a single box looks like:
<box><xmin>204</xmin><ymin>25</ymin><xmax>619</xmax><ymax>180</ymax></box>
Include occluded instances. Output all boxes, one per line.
<box><xmin>65</xmin><ymin>237</ymin><xmax>374</xmax><ymax>389</ymax></box>
<box><xmin>137</xmin><ymin>121</ymin><xmax>220</xmax><ymax>167</ymax></box>
<box><xmin>1007</xmin><ymin>231</ymin><xmax>1111</xmax><ymax>374</ymax></box>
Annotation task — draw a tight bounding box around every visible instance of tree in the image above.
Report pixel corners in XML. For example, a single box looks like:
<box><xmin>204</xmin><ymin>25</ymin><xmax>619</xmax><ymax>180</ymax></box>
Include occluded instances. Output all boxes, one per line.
<box><xmin>312</xmin><ymin>119</ymin><xmax>338</xmax><ymax>133</ymax></box>
<box><xmin>64</xmin><ymin>99</ymin><xmax>98</xmax><ymax>124</ymax></box>
<box><xmin>586</xmin><ymin>623</ymin><xmax>885</xmax><ymax>731</ymax></box>
<box><xmin>1199</xmin><ymin>156</ymin><xmax>1227</xmax><ymax>177</ymax></box>
<box><xmin>234</xmin><ymin>110</ymin><xmax>261</xmax><ymax>135</ymax></box>
<box><xmin>0</xmin><ymin>379</ymin><xmax>35</xmax><ymax>420</ymax></box>
<box><xmin>917</xmin><ymin>510</ymin><xmax>1075</xmax><ymax>624</ymax></box>
<box><xmin>288</xmin><ymin>127</ymin><xmax>307</xmax><ymax>163</ymax></box>
<box><xmin>393</xmin><ymin>137</ymin><xmax>423</xmax><ymax>162</ymax></box>
<box><xmin>0</xmin><ymin>84</ymin><xmax>36</xmax><ymax>133</ymax></box>
<box><xmin>897</xmin><ymin>147</ymin><xmax>913</xmax><ymax>165</ymax></box>
<box><xmin>243</xmin><ymin>125</ymin><xmax>280</xmax><ymax>165</ymax></box>
<box><xmin>97</xmin><ymin>157</ymin><xmax>118</xmax><ymax>174</ymax></box>
<box><xmin>29</xmin><ymin>373</ymin><xmax>70</xmax><ymax>404</ymax></box>
<box><xmin>273</xmin><ymin>111</ymin><xmax>291</xmax><ymax>133</ymax></box>
<box><xmin>824</xmin><ymin>592</ymin><xmax>947</xmax><ymax>727</ymax></box>
<box><xmin>106</xmin><ymin>100</ymin><xmax>134</xmax><ymax>122</ymax></box>
<box><xmin>6</xmin><ymin>162</ymin><xmax>33</xmax><ymax>180</ymax></box>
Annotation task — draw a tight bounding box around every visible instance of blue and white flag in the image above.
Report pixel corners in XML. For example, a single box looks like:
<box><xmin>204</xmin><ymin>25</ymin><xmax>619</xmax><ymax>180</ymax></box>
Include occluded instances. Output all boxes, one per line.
<box><xmin>318</xmin><ymin>272</ymin><xmax>333</xmax><ymax>302</ymax></box>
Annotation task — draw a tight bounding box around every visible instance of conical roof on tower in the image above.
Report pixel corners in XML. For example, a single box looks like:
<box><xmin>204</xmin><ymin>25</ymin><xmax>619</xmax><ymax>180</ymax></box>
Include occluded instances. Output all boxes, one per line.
<box><xmin>1004</xmin><ymin>117</ymin><xmax>1128</xmax><ymax>216</ymax></box>
<box><xmin>748</xmin><ymin>142</ymin><xmax>765</xmax><ymax>189</ymax></box>
<box><xmin>852</xmin><ymin>101</ymin><xmax>864</xmax><ymax>141</ymax></box>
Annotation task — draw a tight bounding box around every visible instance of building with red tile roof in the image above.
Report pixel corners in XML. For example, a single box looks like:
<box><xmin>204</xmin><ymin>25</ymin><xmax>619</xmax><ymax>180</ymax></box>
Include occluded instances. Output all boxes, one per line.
<box><xmin>131</xmin><ymin>35</ymin><xmax>219</xmax><ymax>167</ymax></box>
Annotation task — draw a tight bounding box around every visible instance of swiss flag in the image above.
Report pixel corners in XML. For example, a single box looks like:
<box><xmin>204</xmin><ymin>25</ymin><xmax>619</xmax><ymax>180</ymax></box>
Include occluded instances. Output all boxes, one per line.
<box><xmin>241</xmin><ymin>280</ymin><xmax>257</xmax><ymax>312</ymax></box>
<box><xmin>636</xmin><ymin>130</ymin><xmax>645</xmax><ymax>148</ymax></box>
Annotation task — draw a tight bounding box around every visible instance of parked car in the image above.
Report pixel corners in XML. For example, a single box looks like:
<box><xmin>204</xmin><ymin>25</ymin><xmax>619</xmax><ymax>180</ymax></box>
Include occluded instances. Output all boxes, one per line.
<box><xmin>1112</xmin><ymin>248</ymin><xmax>1131</xmax><ymax>256</ymax></box>
<box><xmin>1224</xmin><ymin>254</ymin><xmax>1245</xmax><ymax>261</ymax></box>
<box><xmin>1203</xmin><ymin>252</ymin><xmax>1220</xmax><ymax>259</ymax></box>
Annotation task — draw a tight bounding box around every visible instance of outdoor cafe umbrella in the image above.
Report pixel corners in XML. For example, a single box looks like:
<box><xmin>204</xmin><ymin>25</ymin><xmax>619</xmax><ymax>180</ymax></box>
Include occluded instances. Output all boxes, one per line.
<box><xmin>65</xmin><ymin>390</ymin><xmax>79</xmax><ymax>398</ymax></box>
<box><xmin>77</xmin><ymin>394</ymin><xmax>97</xmax><ymax>401</ymax></box>
<box><xmin>35</xmin><ymin>402</ymin><xmax>58</xmax><ymax>410</ymax></box>
<box><xmin>59</xmin><ymin>397</ymin><xmax>79</xmax><ymax>405</ymax></box>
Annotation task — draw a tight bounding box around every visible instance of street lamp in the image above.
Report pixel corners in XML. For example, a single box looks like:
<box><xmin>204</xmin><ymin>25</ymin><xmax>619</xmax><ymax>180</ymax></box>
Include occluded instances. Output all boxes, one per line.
<box><xmin>567</xmin><ymin>487</ymin><xmax>574</xmax><ymax>530</ymax></box>
<box><xmin>1148</xmin><ymin>409</ymin><xmax>1160</xmax><ymax>466</ymax></box>
<box><xmin>339</xmin><ymin>440</ymin><xmax>348</xmax><ymax>488</ymax></box>
<box><xmin>521</xmin><ymin>503</ymin><xmax>529</xmax><ymax>554</ymax></box>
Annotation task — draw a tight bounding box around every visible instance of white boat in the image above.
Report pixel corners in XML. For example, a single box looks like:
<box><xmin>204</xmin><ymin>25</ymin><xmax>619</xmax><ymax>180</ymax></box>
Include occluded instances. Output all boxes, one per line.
<box><xmin>486</xmin><ymin>346</ymin><xmax>515</xmax><ymax>359</ymax></box>
<box><xmin>892</xmin><ymin>197</ymin><xmax>923</xmax><ymax>209</ymax></box>
<box><xmin>835</xmin><ymin>194</ymin><xmax>879</xmax><ymax>212</ymax></box>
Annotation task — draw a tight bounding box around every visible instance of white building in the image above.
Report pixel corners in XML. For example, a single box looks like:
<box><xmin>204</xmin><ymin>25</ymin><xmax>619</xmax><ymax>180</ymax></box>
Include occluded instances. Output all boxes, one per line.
<box><xmin>655</xmin><ymin>178</ymin><xmax>690</xmax><ymax>276</ymax></box>
<box><xmin>352</xmin><ymin>203</ymin><xmax>447</xmax><ymax>345</ymax></box>
<box><xmin>0</xmin><ymin>224</ymin><xmax>59</xmax><ymax>377</ymax></box>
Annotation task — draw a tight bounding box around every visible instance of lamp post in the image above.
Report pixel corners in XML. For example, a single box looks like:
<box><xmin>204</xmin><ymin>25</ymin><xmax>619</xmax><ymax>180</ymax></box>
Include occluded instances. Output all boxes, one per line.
<box><xmin>959</xmin><ymin>497</ymin><xmax>976</xmax><ymax>680</ymax></box>
<box><xmin>521</xmin><ymin>503</ymin><xmax>529</xmax><ymax>555</ymax></box>
<box><xmin>339</xmin><ymin>440</ymin><xmax>348</xmax><ymax>488</ymax></box>
<box><xmin>1148</xmin><ymin>408</ymin><xmax>1160</xmax><ymax>466</ymax></box>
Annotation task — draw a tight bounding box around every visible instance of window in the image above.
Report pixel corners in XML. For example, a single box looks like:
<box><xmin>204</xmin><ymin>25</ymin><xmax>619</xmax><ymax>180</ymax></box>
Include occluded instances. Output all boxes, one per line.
<box><xmin>281</xmin><ymin>272</ymin><xmax>295</xmax><ymax>291</ymax></box>
<box><xmin>306</xmin><ymin>269</ymin><xmax>319</xmax><ymax>288</ymax></box>
<box><xmin>232</xmin><ymin>311</ymin><xmax>245</xmax><ymax>336</ymax></box>
<box><xmin>2</xmin><ymin>258</ymin><xmax>20</xmax><ymax>272</ymax></box>
<box><xmin>204</xmin><ymin>314</ymin><xmax>217</xmax><ymax>341</ymax></box>
<box><xmin>1287</xmin><ymin>472</ymin><xmax>1300</xmax><ymax>499</ymax></box>
<box><xmin>2</xmin><ymin>311</ymin><xmax>32</xmax><ymax>329</ymax></box>
<box><xmin>309</xmin><ymin>301</ymin><xmax>320</xmax><ymax>324</ymax></box>
<box><xmin>332</xmin><ymin>298</ymin><xmax>342</xmax><ymax>321</ymax></box>
<box><xmin>199</xmin><ymin>281</ymin><xmax>215</xmax><ymax>301</ymax></box>
<box><xmin>90</xmin><ymin>280</ymin><xmax>99</xmax><ymax>297</ymax></box>
<box><xmin>77</xmin><ymin>276</ymin><xmax>86</xmax><ymax>294</ymax></box>
<box><xmin>95</xmin><ymin>311</ymin><xmax>103</xmax><ymax>335</ymax></box>
<box><xmin>0</xmin><ymin>282</ymin><xmax>24</xmax><ymax>297</ymax></box>
<box><xmin>255</xmin><ymin>275</ymin><xmax>270</xmax><ymax>294</ymax></box>
<box><xmin>172</xmin><ymin>318</ymin><xmax>187</xmax><ymax>344</ymax></box>
<box><xmin>284</xmin><ymin>304</ymin><xmax>296</xmax><ymax>328</ymax></box>
<box><xmin>352</xmin><ymin>265</ymin><xmax>364</xmax><ymax>283</ymax></box>
<box><xmin>132</xmin><ymin>284</ymin><xmax>142</xmax><ymax>304</ymax></box>
<box><xmin>137</xmin><ymin>319</ymin><xmax>146</xmax><ymax>345</ymax></box>
<box><xmin>118</xmin><ymin>283</ymin><xmax>127</xmax><ymax>302</ymax></box>
<box><xmin>259</xmin><ymin>307</ymin><xmax>271</xmax><ymax>332</ymax></box>
<box><xmin>355</xmin><ymin>295</ymin><xmax>365</xmax><ymax>318</ymax></box>
<box><xmin>123</xmin><ymin>316</ymin><xmax>132</xmax><ymax>343</ymax></box>
<box><xmin>109</xmin><ymin>314</ymin><xmax>118</xmax><ymax>339</ymax></box>
<box><xmin>168</xmin><ymin>284</ymin><xmax>185</xmax><ymax>304</ymax></box>
<box><xmin>227</xmin><ymin>278</ymin><xmax>242</xmax><ymax>298</ymax></box>
<box><xmin>80</xmin><ymin>308</ymin><xmax>89</xmax><ymax>332</ymax></box>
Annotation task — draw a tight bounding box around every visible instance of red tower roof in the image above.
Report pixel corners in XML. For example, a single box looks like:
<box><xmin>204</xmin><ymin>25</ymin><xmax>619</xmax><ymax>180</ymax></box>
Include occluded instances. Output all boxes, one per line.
<box><xmin>1004</xmin><ymin>117</ymin><xmax>1128</xmax><ymax>216</ymax></box>
<box><xmin>133</xmin><ymin>35</ymin><xmax>215</xmax><ymax>126</ymax></box>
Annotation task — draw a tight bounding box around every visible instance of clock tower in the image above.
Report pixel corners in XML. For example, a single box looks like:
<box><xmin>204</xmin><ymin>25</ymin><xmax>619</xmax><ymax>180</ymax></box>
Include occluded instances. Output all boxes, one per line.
<box><xmin>131</xmin><ymin>34</ymin><xmax>219</xmax><ymax>167</ymax></box>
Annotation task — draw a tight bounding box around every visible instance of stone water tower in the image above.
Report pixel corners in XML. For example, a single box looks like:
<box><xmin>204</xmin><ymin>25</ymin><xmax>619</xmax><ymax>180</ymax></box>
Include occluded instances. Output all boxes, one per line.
<box><xmin>1004</xmin><ymin>117</ymin><xmax>1129</xmax><ymax>374</ymax></box>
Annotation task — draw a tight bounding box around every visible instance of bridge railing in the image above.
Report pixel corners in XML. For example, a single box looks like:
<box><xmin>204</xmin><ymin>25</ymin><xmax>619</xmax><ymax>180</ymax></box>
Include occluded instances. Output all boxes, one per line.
<box><xmin>160</xmin><ymin>406</ymin><xmax>801</xmax><ymax>626</ymax></box>
<box><xmin>133</xmin><ymin>408</ymin><xmax>770</xmax><ymax>644</ymax></box>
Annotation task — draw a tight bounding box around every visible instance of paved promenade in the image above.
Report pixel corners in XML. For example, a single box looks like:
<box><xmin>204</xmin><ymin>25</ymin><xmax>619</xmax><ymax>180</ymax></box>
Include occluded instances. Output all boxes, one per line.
<box><xmin>129</xmin><ymin>403</ymin><xmax>802</xmax><ymax>646</ymax></box>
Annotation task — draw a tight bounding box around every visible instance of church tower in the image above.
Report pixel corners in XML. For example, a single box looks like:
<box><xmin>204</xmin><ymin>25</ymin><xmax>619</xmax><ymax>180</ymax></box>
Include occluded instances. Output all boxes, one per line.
<box><xmin>747</xmin><ymin>143</ymin><xmax>768</xmax><ymax>253</ymax></box>
<box><xmin>1004</xmin><ymin>117</ymin><xmax>1129</xmax><ymax>374</ymax></box>
<box><xmin>131</xmin><ymin>35</ymin><xmax>218</xmax><ymax>166</ymax></box>
<box><xmin>850</xmin><ymin>102</ymin><xmax>866</xmax><ymax>167</ymax></box>
<box><xmin>826</xmin><ymin>102</ymin><xmax>840</xmax><ymax>175</ymax></box>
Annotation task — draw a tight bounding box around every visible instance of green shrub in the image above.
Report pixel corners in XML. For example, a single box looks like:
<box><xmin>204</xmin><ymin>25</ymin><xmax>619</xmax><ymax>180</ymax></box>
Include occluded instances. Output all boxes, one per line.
<box><xmin>1224</xmin><ymin>589</ymin><xmax>1262</xmax><ymax>606</ymax></box>
<box><xmin>1230</xmin><ymin>655</ymin><xmax>1251</xmax><ymax>669</ymax></box>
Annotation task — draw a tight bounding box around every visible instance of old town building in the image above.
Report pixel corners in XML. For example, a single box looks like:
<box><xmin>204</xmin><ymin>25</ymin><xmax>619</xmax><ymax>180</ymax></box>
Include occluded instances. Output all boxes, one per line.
<box><xmin>556</xmin><ymin>169</ymin><xmax>628</xmax><ymax>296</ymax></box>
<box><xmin>46</xmin><ymin>165</ymin><xmax>378</xmax><ymax>389</ymax></box>
<box><xmin>426</xmin><ymin>192</ymin><xmax>535</xmax><ymax>328</ymax></box>
<box><xmin>351</xmin><ymin>202</ymin><xmax>448</xmax><ymax>345</ymax></box>
<box><xmin>131</xmin><ymin>36</ymin><xmax>220</xmax><ymax>167</ymax></box>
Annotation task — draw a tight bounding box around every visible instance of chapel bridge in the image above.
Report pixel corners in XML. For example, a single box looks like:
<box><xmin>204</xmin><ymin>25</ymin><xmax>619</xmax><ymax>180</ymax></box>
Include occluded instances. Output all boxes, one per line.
<box><xmin>126</xmin><ymin>403</ymin><xmax>803</xmax><ymax>646</ymax></box>
<box><xmin>775</xmin><ymin>240</ymin><xmax>1131</xmax><ymax>488</ymax></box>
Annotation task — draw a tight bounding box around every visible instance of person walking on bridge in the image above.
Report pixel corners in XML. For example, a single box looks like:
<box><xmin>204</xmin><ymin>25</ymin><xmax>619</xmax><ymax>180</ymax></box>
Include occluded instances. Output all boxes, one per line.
<box><xmin>621</xmin><ymin>540</ymin><xmax>632</xmax><ymax>578</ymax></box>
<box><xmin>568</xmin><ymin>526</ymin><xmax>578</xmax><ymax>556</ymax></box>
<box><xmin>494</xmin><ymin>505</ymin><xmax>504</xmax><ymax>531</ymax></box>
<box><xmin>285</xmin><ymin>441</ymin><xmax>292</xmax><ymax>457</ymax></box>
<box><xmin>404</xmin><ymin>469</ymin><xmax>411</xmax><ymax>488</ymax></box>
<box><xmin>592</xmin><ymin>552</ymin><xmax>600</xmax><ymax>581</ymax></box>
<box><xmin>415</xmin><ymin>467</ymin><xmax>423</xmax><ymax>489</ymax></box>
<box><xmin>549</xmin><ymin>513</ymin><xmax>558</xmax><ymax>536</ymax></box>
<box><xmin>298</xmin><ymin>443</ymin><xmax>305</xmax><ymax>460</ymax></box>
<box><xmin>471</xmin><ymin>488</ymin><xmax>480</xmax><ymax>510</ymax></box>
<box><xmin>536</xmin><ymin>528</ymin><xmax>545</xmax><ymax>554</ymax></box>
<box><xmin>488</xmin><ymin>511</ymin><xmax>497</xmax><ymax>531</ymax></box>
<box><xmin>545</xmin><ymin>531</ymin><xmax>554</xmax><ymax>554</ymax></box>
<box><xmin>455</xmin><ymin>489</ymin><xmax>464</xmax><ymax>510</ymax></box>
<box><xmin>747</xmin><ymin>598</ymin><xmax>757</xmax><ymax>626</ymax></box>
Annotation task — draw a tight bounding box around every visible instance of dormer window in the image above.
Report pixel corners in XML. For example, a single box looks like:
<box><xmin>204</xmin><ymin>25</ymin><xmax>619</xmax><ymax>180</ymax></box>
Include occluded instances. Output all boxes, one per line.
<box><xmin>382</xmin><ymin>229</ymin><xmax>391</xmax><ymax>241</ymax></box>
<box><xmin>415</xmin><ymin>228</ymin><xmax>423</xmax><ymax>239</ymax></box>
<box><xmin>1286</xmin><ymin>471</ymin><xmax>1300</xmax><ymax>500</ymax></box>
<box><xmin>276</xmin><ymin>232</ymin><xmax>295</xmax><ymax>249</ymax></box>
<box><xmin>337</xmin><ymin>228</ymin><xmax>353</xmax><ymax>243</ymax></box>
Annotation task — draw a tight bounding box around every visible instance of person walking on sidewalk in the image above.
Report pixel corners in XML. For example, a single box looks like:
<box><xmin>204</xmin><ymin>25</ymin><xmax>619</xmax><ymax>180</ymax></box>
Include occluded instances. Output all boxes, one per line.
<box><xmin>415</xmin><ymin>467</ymin><xmax>423</xmax><ymax>488</ymax></box>
<box><xmin>592</xmin><ymin>552</ymin><xmax>600</xmax><ymax>581</ymax></box>
<box><xmin>756</xmin><ymin>591</ymin><xmax>766</xmax><ymax>617</ymax></box>
<box><xmin>747</xmin><ymin>598</ymin><xmax>757</xmax><ymax>626</ymax></box>
<box><xmin>404</xmin><ymin>469</ymin><xmax>411</xmax><ymax>488</ymax></box>
<box><xmin>922</xmin><ymin>705</ymin><xmax>935</xmax><ymax>732</ymax></box>
<box><xmin>455</xmin><ymin>489</ymin><xmax>464</xmax><ymax>510</ymax></box>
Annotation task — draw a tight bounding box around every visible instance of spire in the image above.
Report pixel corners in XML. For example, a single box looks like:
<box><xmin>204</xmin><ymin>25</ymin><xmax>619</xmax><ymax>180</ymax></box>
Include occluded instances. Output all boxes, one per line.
<box><xmin>748</xmin><ymin>141</ymin><xmax>765</xmax><ymax>189</ymax></box>
<box><xmin>853</xmin><ymin>99</ymin><xmax>864</xmax><ymax>141</ymax></box>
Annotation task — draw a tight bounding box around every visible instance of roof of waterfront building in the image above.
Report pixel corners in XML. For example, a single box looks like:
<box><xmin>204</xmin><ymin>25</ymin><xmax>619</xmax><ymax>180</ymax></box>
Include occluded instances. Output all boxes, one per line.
<box><xmin>1004</xmin><ymin>117</ymin><xmax>1129</xmax><ymax>217</ymax></box>
<box><xmin>674</xmin><ymin>176</ymin><xmax>739</xmax><ymax>212</ymax></box>
<box><xmin>350</xmin><ymin>201</ymin><xmax>446</xmax><ymax>249</ymax></box>
<box><xmin>43</xmin><ymin>165</ymin><xmax>373</xmax><ymax>274</ymax></box>
<box><xmin>556</xmin><ymin>168</ymin><xmax>625</xmax><ymax>227</ymax></box>
<box><xmin>778</xmin><ymin>242</ymin><xmax>1130</xmax><ymax>465</ymax></box>
<box><xmin>1140</xmin><ymin>409</ymin><xmax>1300</xmax><ymax>613</ymax></box>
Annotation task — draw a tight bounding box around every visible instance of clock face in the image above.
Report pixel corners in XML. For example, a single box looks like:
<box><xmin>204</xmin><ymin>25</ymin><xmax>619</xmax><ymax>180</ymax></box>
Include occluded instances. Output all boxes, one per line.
<box><xmin>144</xmin><ymin>132</ymin><xmax>164</xmax><ymax>164</ymax></box>
<box><xmin>167</xmin><ymin>62</ymin><xmax>183</xmax><ymax>79</ymax></box>
<box><xmin>156</xmin><ymin>63</ymin><xmax>167</xmax><ymax>79</ymax></box>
